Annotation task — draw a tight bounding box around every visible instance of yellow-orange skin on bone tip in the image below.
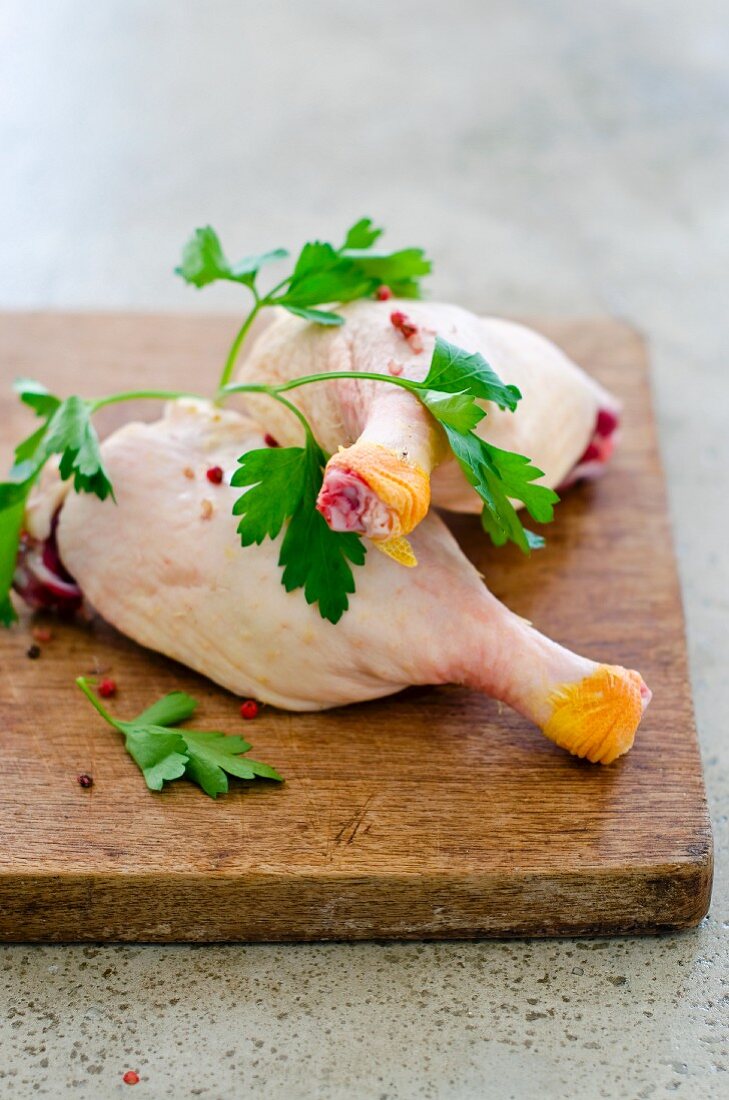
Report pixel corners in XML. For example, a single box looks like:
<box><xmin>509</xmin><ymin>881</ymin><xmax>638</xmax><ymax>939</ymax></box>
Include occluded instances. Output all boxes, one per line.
<box><xmin>373</xmin><ymin>536</ymin><xmax>418</xmax><ymax>567</ymax></box>
<box><xmin>543</xmin><ymin>665</ymin><xmax>646</xmax><ymax>765</ymax></box>
<box><xmin>326</xmin><ymin>442</ymin><xmax>431</xmax><ymax>540</ymax></box>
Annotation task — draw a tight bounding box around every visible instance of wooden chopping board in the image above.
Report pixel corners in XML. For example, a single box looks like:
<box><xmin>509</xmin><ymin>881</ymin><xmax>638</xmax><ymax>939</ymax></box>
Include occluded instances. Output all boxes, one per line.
<box><xmin>0</xmin><ymin>312</ymin><xmax>712</xmax><ymax>941</ymax></box>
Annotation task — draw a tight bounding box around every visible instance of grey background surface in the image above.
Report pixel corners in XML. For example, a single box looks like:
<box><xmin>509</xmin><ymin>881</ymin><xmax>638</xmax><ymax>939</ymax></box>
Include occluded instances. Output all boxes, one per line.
<box><xmin>1</xmin><ymin>1</ymin><xmax>727</xmax><ymax>1097</ymax></box>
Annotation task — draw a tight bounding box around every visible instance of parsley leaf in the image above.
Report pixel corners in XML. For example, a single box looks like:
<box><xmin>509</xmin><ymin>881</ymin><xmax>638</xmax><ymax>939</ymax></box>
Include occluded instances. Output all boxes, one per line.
<box><xmin>417</xmin><ymin>337</ymin><xmax>521</xmax><ymax>410</ymax></box>
<box><xmin>279</xmin><ymin>439</ymin><xmax>367</xmax><ymax>625</ymax></box>
<box><xmin>183</xmin><ymin>730</ymin><xmax>282</xmax><ymax>797</ymax></box>
<box><xmin>175</xmin><ymin>226</ymin><xmax>288</xmax><ymax>289</ymax></box>
<box><xmin>442</xmin><ymin>426</ymin><xmax>558</xmax><ymax>554</ymax></box>
<box><xmin>1</xmin><ymin>385</ymin><xmax>117</xmax><ymax>626</ymax></box>
<box><xmin>231</xmin><ymin>446</ymin><xmax>310</xmax><ymax>544</ymax></box>
<box><xmin>416</xmin><ymin>389</ymin><xmax>487</xmax><ymax>433</ymax></box>
<box><xmin>43</xmin><ymin>397</ymin><xmax>114</xmax><ymax>499</ymax></box>
<box><xmin>76</xmin><ymin>678</ymin><xmax>283</xmax><ymax>798</ymax></box>
<box><xmin>274</xmin><ymin>241</ymin><xmax>375</xmax><ymax>317</ymax></box>
<box><xmin>342</xmin><ymin>217</ymin><xmax>383</xmax><ymax>250</ymax></box>
<box><xmin>133</xmin><ymin>690</ymin><xmax>197</xmax><ymax>726</ymax></box>
<box><xmin>124</xmin><ymin>725</ymin><xmax>190</xmax><ymax>790</ymax></box>
<box><xmin>272</xmin><ymin>223</ymin><xmax>432</xmax><ymax>318</ymax></box>
<box><xmin>338</xmin><ymin>247</ymin><xmax>432</xmax><ymax>299</ymax></box>
<box><xmin>178</xmin><ymin>219</ymin><xmax>432</xmax><ymax>343</ymax></box>
<box><xmin>0</xmin><ymin>500</ymin><xmax>24</xmax><ymax>626</ymax></box>
<box><xmin>231</xmin><ymin>435</ymin><xmax>366</xmax><ymax>624</ymax></box>
<box><xmin>398</xmin><ymin>337</ymin><xmax>558</xmax><ymax>553</ymax></box>
<box><xmin>283</xmin><ymin>306</ymin><xmax>344</xmax><ymax>326</ymax></box>
<box><xmin>14</xmin><ymin>378</ymin><xmax>62</xmax><ymax>420</ymax></box>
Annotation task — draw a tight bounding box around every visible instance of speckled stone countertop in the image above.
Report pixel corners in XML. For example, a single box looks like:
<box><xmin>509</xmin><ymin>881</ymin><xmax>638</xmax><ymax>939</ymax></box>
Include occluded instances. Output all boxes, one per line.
<box><xmin>1</xmin><ymin>2</ymin><xmax>727</xmax><ymax>1096</ymax></box>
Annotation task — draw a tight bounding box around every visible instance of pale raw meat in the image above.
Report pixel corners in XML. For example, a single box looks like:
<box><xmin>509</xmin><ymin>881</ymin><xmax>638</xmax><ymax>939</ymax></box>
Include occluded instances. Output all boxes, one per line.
<box><xmin>41</xmin><ymin>400</ymin><xmax>649</xmax><ymax>764</ymax></box>
<box><xmin>236</xmin><ymin>301</ymin><xmax>620</xmax><ymax>543</ymax></box>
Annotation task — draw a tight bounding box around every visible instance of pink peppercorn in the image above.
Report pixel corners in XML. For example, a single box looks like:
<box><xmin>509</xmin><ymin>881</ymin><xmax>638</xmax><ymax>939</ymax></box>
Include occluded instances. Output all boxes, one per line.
<box><xmin>98</xmin><ymin>678</ymin><xmax>117</xmax><ymax>698</ymax></box>
<box><xmin>390</xmin><ymin>310</ymin><xmax>418</xmax><ymax>339</ymax></box>
<box><xmin>77</xmin><ymin>774</ymin><xmax>93</xmax><ymax>788</ymax></box>
<box><xmin>376</xmin><ymin>285</ymin><xmax>393</xmax><ymax>300</ymax></box>
<box><xmin>240</xmin><ymin>699</ymin><xmax>259</xmax><ymax>720</ymax></box>
<box><xmin>263</xmin><ymin>434</ymin><xmax>280</xmax><ymax>448</ymax></box>
<box><xmin>122</xmin><ymin>1071</ymin><xmax>140</xmax><ymax>1085</ymax></box>
<box><xmin>206</xmin><ymin>465</ymin><xmax>224</xmax><ymax>485</ymax></box>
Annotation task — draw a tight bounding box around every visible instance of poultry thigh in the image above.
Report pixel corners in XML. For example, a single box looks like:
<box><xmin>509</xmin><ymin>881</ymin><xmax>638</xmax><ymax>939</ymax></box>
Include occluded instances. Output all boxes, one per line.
<box><xmin>23</xmin><ymin>400</ymin><xmax>650</xmax><ymax>765</ymax></box>
<box><xmin>236</xmin><ymin>301</ymin><xmax>621</xmax><ymax>544</ymax></box>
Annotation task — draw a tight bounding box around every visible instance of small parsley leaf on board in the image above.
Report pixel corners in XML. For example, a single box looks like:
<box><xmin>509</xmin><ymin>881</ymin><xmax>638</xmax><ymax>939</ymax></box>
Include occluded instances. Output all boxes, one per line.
<box><xmin>124</xmin><ymin>726</ymin><xmax>190</xmax><ymax>790</ymax></box>
<box><xmin>182</xmin><ymin>730</ymin><xmax>282</xmax><ymax>798</ymax></box>
<box><xmin>133</xmin><ymin>690</ymin><xmax>198</xmax><ymax>727</ymax></box>
<box><xmin>232</xmin><ymin>435</ymin><xmax>366</xmax><ymax>624</ymax></box>
<box><xmin>76</xmin><ymin>678</ymin><xmax>283</xmax><ymax>798</ymax></box>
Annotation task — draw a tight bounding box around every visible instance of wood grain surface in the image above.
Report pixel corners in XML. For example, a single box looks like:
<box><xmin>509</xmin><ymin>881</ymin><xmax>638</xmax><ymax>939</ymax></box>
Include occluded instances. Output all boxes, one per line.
<box><xmin>0</xmin><ymin>312</ymin><xmax>713</xmax><ymax>941</ymax></box>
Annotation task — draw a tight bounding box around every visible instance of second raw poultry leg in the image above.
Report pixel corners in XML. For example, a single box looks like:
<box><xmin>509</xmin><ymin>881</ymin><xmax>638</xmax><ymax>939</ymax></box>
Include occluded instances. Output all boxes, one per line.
<box><xmin>26</xmin><ymin>401</ymin><xmax>651</xmax><ymax>765</ymax></box>
<box><xmin>236</xmin><ymin>301</ymin><xmax>622</xmax><ymax>544</ymax></box>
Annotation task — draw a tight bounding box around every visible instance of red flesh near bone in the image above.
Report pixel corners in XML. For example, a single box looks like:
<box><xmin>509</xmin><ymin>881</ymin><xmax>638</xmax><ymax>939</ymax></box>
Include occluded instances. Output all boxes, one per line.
<box><xmin>13</xmin><ymin>512</ymin><xmax>82</xmax><ymax>614</ymax></box>
<box><xmin>561</xmin><ymin>406</ymin><xmax>620</xmax><ymax>489</ymax></box>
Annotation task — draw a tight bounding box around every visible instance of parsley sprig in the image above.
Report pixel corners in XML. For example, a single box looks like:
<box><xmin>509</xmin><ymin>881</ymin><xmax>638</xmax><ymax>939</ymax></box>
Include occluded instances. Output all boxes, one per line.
<box><xmin>175</xmin><ymin>217</ymin><xmax>432</xmax><ymax>389</ymax></box>
<box><xmin>76</xmin><ymin>677</ymin><xmax>282</xmax><ymax>797</ymax></box>
<box><xmin>225</xmin><ymin>335</ymin><xmax>558</xmax><ymax>564</ymax></box>
<box><xmin>231</xmin><ymin>414</ymin><xmax>367</xmax><ymax>624</ymax></box>
<box><xmin>0</xmin><ymin>381</ymin><xmax>114</xmax><ymax>624</ymax></box>
<box><xmin>1</xmin><ymin>217</ymin><xmax>560</xmax><ymax>628</ymax></box>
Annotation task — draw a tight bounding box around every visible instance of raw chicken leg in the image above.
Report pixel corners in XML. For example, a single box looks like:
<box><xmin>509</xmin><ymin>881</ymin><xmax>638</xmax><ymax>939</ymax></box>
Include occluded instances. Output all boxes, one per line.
<box><xmin>236</xmin><ymin>301</ymin><xmax>620</xmax><ymax>544</ymax></box>
<box><xmin>24</xmin><ymin>400</ymin><xmax>649</xmax><ymax>764</ymax></box>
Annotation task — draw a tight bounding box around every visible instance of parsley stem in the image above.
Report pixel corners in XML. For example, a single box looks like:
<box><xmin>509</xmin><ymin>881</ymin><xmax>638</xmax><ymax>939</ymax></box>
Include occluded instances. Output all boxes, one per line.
<box><xmin>266</xmin><ymin>392</ymin><xmax>316</xmax><ymax>441</ymax></box>
<box><xmin>89</xmin><ymin>390</ymin><xmax>202</xmax><ymax>412</ymax></box>
<box><xmin>217</xmin><ymin>303</ymin><xmax>262</xmax><ymax>394</ymax></box>
<box><xmin>223</xmin><ymin>369</ymin><xmax>417</xmax><ymax>402</ymax></box>
<box><xmin>76</xmin><ymin>676</ymin><xmax>117</xmax><ymax>728</ymax></box>
<box><xmin>275</xmin><ymin>370</ymin><xmax>418</xmax><ymax>395</ymax></box>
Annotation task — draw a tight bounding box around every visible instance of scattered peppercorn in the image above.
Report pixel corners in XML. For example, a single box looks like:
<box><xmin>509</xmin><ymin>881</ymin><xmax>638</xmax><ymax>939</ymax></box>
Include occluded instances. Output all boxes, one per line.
<box><xmin>122</xmin><ymin>1070</ymin><xmax>140</xmax><ymax>1086</ymax></box>
<box><xmin>98</xmin><ymin>678</ymin><xmax>117</xmax><ymax>698</ymax></box>
<box><xmin>390</xmin><ymin>310</ymin><xmax>418</xmax><ymax>339</ymax></box>
<box><xmin>77</xmin><ymin>774</ymin><xmax>93</xmax><ymax>788</ymax></box>
<box><xmin>240</xmin><ymin>699</ymin><xmax>259</xmax><ymax>720</ymax></box>
<box><xmin>389</xmin><ymin>309</ymin><xmax>423</xmax><ymax>352</ymax></box>
<box><xmin>206</xmin><ymin>465</ymin><xmax>224</xmax><ymax>484</ymax></box>
<box><xmin>32</xmin><ymin>626</ymin><xmax>53</xmax><ymax>643</ymax></box>
<box><xmin>263</xmin><ymin>433</ymin><xmax>280</xmax><ymax>448</ymax></box>
<box><xmin>26</xmin><ymin>644</ymin><xmax>41</xmax><ymax>659</ymax></box>
<box><xmin>376</xmin><ymin>285</ymin><xmax>393</xmax><ymax>300</ymax></box>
